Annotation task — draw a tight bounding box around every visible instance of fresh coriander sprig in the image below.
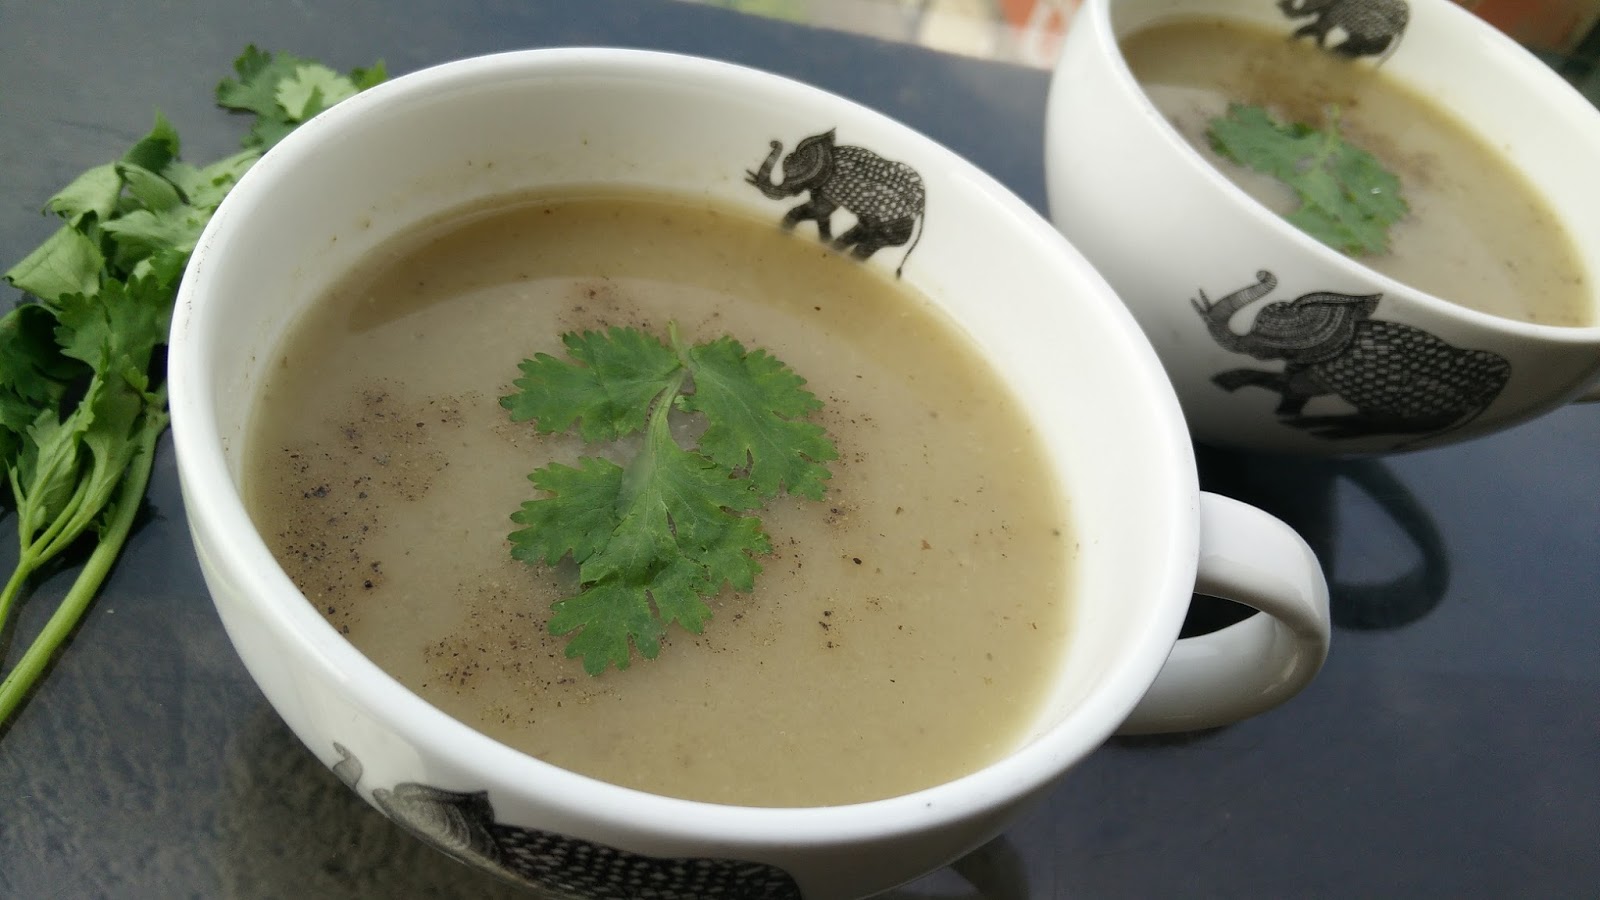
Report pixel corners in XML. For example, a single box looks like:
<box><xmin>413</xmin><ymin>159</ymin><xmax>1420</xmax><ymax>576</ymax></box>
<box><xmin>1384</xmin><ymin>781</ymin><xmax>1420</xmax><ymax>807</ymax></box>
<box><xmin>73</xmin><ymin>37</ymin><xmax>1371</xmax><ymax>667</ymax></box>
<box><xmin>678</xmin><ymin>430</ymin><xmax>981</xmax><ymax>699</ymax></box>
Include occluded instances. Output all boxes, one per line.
<box><xmin>502</xmin><ymin>322</ymin><xmax>837</xmax><ymax>675</ymax></box>
<box><xmin>1206</xmin><ymin>102</ymin><xmax>1408</xmax><ymax>256</ymax></box>
<box><xmin>0</xmin><ymin>48</ymin><xmax>385</xmax><ymax>728</ymax></box>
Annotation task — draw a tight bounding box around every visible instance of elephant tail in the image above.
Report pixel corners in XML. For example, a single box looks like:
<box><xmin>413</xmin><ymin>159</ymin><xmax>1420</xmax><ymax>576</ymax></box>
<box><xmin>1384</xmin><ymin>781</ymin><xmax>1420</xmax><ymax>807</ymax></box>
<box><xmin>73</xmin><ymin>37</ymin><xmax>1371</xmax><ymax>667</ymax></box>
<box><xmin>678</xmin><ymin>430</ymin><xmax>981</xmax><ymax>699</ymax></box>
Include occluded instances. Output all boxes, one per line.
<box><xmin>895</xmin><ymin>205</ymin><xmax>924</xmax><ymax>279</ymax></box>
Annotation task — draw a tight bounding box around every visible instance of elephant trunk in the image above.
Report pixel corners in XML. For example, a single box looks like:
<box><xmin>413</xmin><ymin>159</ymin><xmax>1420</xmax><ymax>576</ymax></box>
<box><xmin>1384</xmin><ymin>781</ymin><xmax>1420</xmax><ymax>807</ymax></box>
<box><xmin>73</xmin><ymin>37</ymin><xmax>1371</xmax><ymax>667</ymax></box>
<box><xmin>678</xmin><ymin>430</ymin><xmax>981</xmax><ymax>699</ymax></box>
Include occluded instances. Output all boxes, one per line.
<box><xmin>748</xmin><ymin>141</ymin><xmax>793</xmax><ymax>200</ymax></box>
<box><xmin>1191</xmin><ymin>270</ymin><xmax>1277</xmax><ymax>353</ymax></box>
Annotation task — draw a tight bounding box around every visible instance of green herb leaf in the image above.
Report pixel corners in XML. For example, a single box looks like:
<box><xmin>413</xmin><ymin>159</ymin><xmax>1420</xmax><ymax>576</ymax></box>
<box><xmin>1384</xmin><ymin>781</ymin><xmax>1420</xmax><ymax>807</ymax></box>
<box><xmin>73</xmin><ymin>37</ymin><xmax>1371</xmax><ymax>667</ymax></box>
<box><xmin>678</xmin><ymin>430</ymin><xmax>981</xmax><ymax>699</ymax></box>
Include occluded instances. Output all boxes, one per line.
<box><xmin>0</xmin><ymin>45</ymin><xmax>387</xmax><ymax>728</ymax></box>
<box><xmin>549</xmin><ymin>579</ymin><xmax>669</xmax><ymax>675</ymax></box>
<box><xmin>684</xmin><ymin>336</ymin><xmax>836</xmax><ymax>501</ymax></box>
<box><xmin>275</xmin><ymin>63</ymin><xmax>360</xmax><ymax>120</ymax></box>
<box><xmin>4</xmin><ymin>226</ymin><xmax>104</xmax><ymax>303</ymax></box>
<box><xmin>0</xmin><ymin>394</ymin><xmax>34</xmax><ymax>464</ymax></box>
<box><xmin>163</xmin><ymin>150</ymin><xmax>260</xmax><ymax>210</ymax></box>
<box><xmin>100</xmin><ymin>205</ymin><xmax>210</xmax><ymax>269</ymax></box>
<box><xmin>572</xmin><ymin>423</ymin><xmax>766</xmax><ymax>593</ymax></box>
<box><xmin>12</xmin><ymin>402</ymin><xmax>94</xmax><ymax>547</ymax></box>
<box><xmin>45</xmin><ymin>164</ymin><xmax>122</xmax><ymax>224</ymax></box>
<box><xmin>116</xmin><ymin>163</ymin><xmax>184</xmax><ymax>213</ymax></box>
<box><xmin>1206</xmin><ymin>102</ymin><xmax>1408</xmax><ymax>256</ymax></box>
<box><xmin>349</xmin><ymin>61</ymin><xmax>389</xmax><ymax>92</ymax></box>
<box><xmin>539</xmin><ymin>414</ymin><xmax>768</xmax><ymax>675</ymax></box>
<box><xmin>119</xmin><ymin>112</ymin><xmax>181</xmax><ymax>174</ymax></box>
<box><xmin>217</xmin><ymin>47</ymin><xmax>386</xmax><ymax>152</ymax></box>
<box><xmin>216</xmin><ymin>46</ymin><xmax>307</xmax><ymax>118</ymax></box>
<box><xmin>0</xmin><ymin>305</ymin><xmax>84</xmax><ymax>410</ymax></box>
<box><xmin>54</xmin><ymin>275</ymin><xmax>171</xmax><ymax>377</ymax></box>
<box><xmin>503</xmin><ymin>323</ymin><xmax>833</xmax><ymax>675</ymax></box>
<box><xmin>503</xmin><ymin>327</ymin><xmax>684</xmax><ymax>443</ymax></box>
<box><xmin>511</xmin><ymin>457</ymin><xmax>628</xmax><ymax>568</ymax></box>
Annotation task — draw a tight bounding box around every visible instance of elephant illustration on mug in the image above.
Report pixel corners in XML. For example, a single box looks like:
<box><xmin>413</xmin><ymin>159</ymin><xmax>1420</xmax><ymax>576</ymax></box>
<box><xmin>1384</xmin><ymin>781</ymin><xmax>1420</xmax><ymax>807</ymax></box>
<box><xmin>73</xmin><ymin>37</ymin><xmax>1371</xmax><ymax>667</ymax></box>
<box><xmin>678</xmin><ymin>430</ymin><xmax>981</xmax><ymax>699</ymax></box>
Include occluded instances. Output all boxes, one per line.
<box><xmin>330</xmin><ymin>744</ymin><xmax>802</xmax><ymax>900</ymax></box>
<box><xmin>1277</xmin><ymin>0</ymin><xmax>1410</xmax><ymax>59</ymax></box>
<box><xmin>746</xmin><ymin>129</ymin><xmax>926</xmax><ymax>277</ymax></box>
<box><xmin>1192</xmin><ymin>270</ymin><xmax>1510</xmax><ymax>441</ymax></box>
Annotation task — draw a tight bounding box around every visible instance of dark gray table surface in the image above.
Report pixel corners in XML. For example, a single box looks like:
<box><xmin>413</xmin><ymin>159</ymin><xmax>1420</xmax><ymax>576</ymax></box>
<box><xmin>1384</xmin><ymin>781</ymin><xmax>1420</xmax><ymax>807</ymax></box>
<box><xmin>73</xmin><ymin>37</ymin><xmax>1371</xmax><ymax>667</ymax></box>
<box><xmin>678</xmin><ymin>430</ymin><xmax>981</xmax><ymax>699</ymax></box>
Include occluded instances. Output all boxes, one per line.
<box><xmin>2</xmin><ymin>1</ymin><xmax>1597</xmax><ymax>897</ymax></box>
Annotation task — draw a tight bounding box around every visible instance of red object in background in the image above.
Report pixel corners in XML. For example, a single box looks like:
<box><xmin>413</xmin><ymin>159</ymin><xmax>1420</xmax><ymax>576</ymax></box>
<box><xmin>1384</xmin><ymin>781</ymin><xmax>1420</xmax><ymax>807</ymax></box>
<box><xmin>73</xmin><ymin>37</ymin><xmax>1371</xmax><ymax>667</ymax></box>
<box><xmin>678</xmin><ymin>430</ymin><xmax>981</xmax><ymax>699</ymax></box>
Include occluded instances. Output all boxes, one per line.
<box><xmin>995</xmin><ymin>0</ymin><xmax>1077</xmax><ymax>33</ymax></box>
<box><xmin>995</xmin><ymin>0</ymin><xmax>1080</xmax><ymax>65</ymax></box>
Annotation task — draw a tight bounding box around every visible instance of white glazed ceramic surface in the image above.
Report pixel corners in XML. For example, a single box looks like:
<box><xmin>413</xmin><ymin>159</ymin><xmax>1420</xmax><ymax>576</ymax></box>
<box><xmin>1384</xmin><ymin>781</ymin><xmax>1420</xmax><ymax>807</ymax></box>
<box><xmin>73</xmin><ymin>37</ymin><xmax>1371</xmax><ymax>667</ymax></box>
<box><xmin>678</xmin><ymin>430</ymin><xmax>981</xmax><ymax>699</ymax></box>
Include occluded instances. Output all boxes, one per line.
<box><xmin>1046</xmin><ymin>0</ymin><xmax>1600</xmax><ymax>455</ymax></box>
<box><xmin>170</xmin><ymin>50</ymin><xmax>1329</xmax><ymax>899</ymax></box>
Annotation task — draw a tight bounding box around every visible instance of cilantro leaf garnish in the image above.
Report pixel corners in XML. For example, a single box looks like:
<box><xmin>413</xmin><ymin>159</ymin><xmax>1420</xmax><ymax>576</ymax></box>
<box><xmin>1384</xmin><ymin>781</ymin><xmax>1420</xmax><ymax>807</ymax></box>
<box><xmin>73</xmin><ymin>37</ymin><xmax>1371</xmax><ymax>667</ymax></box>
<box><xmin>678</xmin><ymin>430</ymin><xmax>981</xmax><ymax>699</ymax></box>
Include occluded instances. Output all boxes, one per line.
<box><xmin>503</xmin><ymin>328</ymin><xmax>683</xmax><ymax>442</ymax></box>
<box><xmin>502</xmin><ymin>323</ymin><xmax>836</xmax><ymax>675</ymax></box>
<box><xmin>1206</xmin><ymin>103</ymin><xmax>1408</xmax><ymax>256</ymax></box>
<box><xmin>0</xmin><ymin>48</ymin><xmax>385</xmax><ymax>729</ymax></box>
<box><xmin>683</xmin><ymin>337</ymin><xmax>833</xmax><ymax>500</ymax></box>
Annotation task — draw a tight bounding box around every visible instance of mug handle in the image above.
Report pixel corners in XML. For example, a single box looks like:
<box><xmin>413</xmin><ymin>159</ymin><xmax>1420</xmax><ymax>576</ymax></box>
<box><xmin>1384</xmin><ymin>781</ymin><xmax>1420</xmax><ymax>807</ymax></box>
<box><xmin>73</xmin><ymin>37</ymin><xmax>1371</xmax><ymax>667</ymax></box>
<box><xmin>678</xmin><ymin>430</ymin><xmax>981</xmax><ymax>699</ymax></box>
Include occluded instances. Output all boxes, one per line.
<box><xmin>1116</xmin><ymin>492</ymin><xmax>1331</xmax><ymax>735</ymax></box>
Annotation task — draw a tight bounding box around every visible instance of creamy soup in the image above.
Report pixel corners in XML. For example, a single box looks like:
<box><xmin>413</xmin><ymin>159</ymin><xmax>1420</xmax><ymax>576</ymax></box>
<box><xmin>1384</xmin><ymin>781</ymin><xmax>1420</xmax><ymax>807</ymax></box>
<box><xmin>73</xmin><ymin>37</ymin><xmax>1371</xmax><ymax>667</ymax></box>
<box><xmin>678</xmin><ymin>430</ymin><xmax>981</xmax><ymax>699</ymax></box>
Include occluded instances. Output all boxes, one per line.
<box><xmin>243</xmin><ymin>192</ymin><xmax>1073</xmax><ymax>807</ymax></box>
<box><xmin>1123</xmin><ymin>16</ymin><xmax>1592</xmax><ymax>327</ymax></box>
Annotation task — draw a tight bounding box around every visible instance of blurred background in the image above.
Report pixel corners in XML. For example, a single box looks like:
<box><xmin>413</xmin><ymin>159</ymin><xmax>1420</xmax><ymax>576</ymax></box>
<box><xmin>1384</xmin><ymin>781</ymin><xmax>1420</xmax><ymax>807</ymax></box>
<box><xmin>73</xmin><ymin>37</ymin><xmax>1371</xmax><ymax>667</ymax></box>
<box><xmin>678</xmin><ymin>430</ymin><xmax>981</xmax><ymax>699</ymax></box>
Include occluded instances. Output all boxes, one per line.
<box><xmin>678</xmin><ymin>0</ymin><xmax>1600</xmax><ymax>86</ymax></box>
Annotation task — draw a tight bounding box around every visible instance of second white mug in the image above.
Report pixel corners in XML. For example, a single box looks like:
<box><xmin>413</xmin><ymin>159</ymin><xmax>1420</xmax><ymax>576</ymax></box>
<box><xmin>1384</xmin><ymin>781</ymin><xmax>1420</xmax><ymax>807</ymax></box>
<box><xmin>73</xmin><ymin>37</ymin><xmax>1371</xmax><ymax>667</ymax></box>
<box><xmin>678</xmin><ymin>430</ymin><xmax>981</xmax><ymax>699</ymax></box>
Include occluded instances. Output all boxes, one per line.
<box><xmin>1046</xmin><ymin>0</ymin><xmax>1600</xmax><ymax>455</ymax></box>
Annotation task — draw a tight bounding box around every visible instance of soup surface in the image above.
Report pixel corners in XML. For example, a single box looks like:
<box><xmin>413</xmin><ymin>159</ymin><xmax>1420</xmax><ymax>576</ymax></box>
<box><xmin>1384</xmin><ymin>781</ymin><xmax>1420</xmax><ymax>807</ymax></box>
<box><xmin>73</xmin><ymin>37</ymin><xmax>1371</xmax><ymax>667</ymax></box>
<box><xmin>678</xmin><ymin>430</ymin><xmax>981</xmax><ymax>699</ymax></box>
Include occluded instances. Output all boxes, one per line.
<box><xmin>243</xmin><ymin>192</ymin><xmax>1073</xmax><ymax>807</ymax></box>
<box><xmin>1123</xmin><ymin>16</ymin><xmax>1592</xmax><ymax>327</ymax></box>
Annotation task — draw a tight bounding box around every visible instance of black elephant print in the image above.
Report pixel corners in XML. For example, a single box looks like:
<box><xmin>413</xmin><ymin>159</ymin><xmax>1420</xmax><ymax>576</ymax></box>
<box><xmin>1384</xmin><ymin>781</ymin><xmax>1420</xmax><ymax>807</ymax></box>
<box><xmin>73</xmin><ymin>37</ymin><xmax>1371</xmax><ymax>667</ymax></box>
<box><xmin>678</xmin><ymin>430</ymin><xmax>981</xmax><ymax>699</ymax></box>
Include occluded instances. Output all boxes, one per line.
<box><xmin>330</xmin><ymin>744</ymin><xmax>802</xmax><ymax>900</ymax></box>
<box><xmin>746</xmin><ymin>129</ymin><xmax>926</xmax><ymax>277</ymax></box>
<box><xmin>1278</xmin><ymin>0</ymin><xmax>1409</xmax><ymax>59</ymax></box>
<box><xmin>1192</xmin><ymin>270</ymin><xmax>1510</xmax><ymax>441</ymax></box>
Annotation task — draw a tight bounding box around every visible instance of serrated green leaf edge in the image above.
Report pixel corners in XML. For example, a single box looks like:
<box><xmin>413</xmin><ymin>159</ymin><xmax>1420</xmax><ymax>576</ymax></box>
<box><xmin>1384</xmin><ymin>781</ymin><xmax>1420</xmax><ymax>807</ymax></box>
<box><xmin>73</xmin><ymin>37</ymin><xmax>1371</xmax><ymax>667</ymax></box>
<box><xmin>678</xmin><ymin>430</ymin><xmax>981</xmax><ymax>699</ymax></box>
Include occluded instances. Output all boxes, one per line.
<box><xmin>505</xmin><ymin>323</ymin><xmax>835</xmax><ymax>675</ymax></box>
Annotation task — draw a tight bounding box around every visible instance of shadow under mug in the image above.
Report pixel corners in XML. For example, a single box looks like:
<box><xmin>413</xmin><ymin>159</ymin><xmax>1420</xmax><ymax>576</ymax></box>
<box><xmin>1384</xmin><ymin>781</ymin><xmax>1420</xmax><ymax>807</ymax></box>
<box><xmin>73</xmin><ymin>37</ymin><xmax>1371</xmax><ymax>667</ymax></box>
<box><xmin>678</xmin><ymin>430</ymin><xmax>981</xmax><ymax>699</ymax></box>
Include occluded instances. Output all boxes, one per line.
<box><xmin>1046</xmin><ymin>0</ymin><xmax>1600</xmax><ymax>456</ymax></box>
<box><xmin>1195</xmin><ymin>445</ymin><xmax>1450</xmax><ymax>633</ymax></box>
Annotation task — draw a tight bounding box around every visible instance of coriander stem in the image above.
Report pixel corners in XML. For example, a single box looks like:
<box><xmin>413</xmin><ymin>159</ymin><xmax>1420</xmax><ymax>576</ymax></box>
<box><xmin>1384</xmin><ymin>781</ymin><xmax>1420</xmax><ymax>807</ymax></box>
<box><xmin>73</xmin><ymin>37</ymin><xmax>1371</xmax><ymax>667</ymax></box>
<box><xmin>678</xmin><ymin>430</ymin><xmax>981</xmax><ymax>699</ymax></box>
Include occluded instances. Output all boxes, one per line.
<box><xmin>666</xmin><ymin>320</ymin><xmax>692</xmax><ymax>369</ymax></box>
<box><xmin>620</xmin><ymin>369</ymin><xmax>689</xmax><ymax>506</ymax></box>
<box><xmin>0</xmin><ymin>411</ymin><xmax>165</xmax><ymax>726</ymax></box>
<box><xmin>0</xmin><ymin>558</ymin><xmax>35</xmax><ymax>637</ymax></box>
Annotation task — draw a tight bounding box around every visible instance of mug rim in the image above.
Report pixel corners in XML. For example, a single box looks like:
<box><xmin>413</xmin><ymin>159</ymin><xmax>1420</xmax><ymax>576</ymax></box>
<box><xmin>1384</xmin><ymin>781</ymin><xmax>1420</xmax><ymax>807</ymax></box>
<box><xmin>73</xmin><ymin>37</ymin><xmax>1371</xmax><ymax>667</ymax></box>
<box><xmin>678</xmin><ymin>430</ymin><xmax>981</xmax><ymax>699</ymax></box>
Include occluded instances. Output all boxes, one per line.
<box><xmin>170</xmin><ymin>46</ymin><xmax>1201</xmax><ymax>848</ymax></box>
<box><xmin>1077</xmin><ymin>0</ymin><xmax>1600</xmax><ymax>343</ymax></box>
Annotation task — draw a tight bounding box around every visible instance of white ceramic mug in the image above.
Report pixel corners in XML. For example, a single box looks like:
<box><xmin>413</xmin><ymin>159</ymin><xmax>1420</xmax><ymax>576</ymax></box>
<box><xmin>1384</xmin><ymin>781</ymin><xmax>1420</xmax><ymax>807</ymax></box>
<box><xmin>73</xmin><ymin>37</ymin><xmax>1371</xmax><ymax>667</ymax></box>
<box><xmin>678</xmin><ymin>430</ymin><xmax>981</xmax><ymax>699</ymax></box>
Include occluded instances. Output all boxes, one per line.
<box><xmin>169</xmin><ymin>49</ymin><xmax>1329</xmax><ymax>900</ymax></box>
<box><xmin>1046</xmin><ymin>0</ymin><xmax>1600</xmax><ymax>456</ymax></box>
